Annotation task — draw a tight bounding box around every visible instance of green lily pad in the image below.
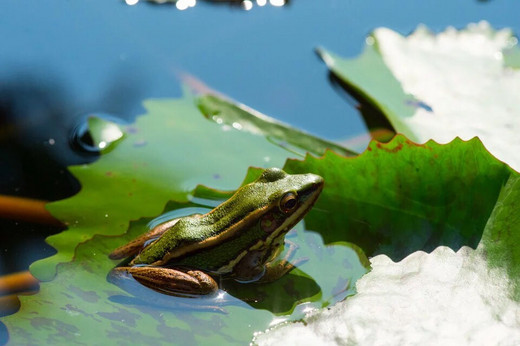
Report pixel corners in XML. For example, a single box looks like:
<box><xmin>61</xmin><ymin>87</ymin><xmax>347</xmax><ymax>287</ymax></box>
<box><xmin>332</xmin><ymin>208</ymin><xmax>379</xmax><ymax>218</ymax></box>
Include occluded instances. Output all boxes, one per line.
<box><xmin>197</xmin><ymin>95</ymin><xmax>356</xmax><ymax>157</ymax></box>
<box><xmin>284</xmin><ymin>135</ymin><xmax>513</xmax><ymax>261</ymax></box>
<box><xmin>257</xmin><ymin>142</ymin><xmax>520</xmax><ymax>344</ymax></box>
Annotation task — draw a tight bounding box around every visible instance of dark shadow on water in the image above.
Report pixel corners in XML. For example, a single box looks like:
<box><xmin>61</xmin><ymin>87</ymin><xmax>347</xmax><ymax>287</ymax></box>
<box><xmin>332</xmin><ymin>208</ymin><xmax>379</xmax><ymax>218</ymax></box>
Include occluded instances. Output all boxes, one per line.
<box><xmin>0</xmin><ymin>71</ymin><xmax>145</xmax><ymax>275</ymax></box>
<box><xmin>221</xmin><ymin>271</ymin><xmax>320</xmax><ymax>314</ymax></box>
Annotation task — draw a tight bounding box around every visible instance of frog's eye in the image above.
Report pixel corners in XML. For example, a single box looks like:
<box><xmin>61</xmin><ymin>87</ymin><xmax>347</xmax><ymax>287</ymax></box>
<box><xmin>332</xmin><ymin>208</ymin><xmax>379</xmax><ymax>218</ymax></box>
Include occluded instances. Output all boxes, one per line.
<box><xmin>279</xmin><ymin>192</ymin><xmax>298</xmax><ymax>213</ymax></box>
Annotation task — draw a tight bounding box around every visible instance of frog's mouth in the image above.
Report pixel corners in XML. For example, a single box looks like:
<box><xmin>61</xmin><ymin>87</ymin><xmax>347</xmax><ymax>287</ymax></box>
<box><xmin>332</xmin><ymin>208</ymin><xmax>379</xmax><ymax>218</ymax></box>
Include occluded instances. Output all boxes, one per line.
<box><xmin>299</xmin><ymin>179</ymin><xmax>324</xmax><ymax>208</ymax></box>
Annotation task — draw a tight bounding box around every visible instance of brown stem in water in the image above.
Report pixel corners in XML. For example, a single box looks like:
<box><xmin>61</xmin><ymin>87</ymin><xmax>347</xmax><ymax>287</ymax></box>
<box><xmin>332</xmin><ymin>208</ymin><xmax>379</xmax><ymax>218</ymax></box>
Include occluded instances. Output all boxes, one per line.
<box><xmin>0</xmin><ymin>194</ymin><xmax>64</xmax><ymax>227</ymax></box>
<box><xmin>0</xmin><ymin>271</ymin><xmax>39</xmax><ymax>297</ymax></box>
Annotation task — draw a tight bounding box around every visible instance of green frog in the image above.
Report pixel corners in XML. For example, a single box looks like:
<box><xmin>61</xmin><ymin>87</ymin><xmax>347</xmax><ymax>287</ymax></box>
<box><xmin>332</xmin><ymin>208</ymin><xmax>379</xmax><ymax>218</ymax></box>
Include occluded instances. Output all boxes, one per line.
<box><xmin>109</xmin><ymin>168</ymin><xmax>324</xmax><ymax>297</ymax></box>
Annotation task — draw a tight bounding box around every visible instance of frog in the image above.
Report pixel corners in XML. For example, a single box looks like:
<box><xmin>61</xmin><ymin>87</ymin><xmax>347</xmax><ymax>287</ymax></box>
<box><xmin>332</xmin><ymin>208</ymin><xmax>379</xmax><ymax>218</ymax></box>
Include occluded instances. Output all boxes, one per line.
<box><xmin>108</xmin><ymin>168</ymin><xmax>324</xmax><ymax>297</ymax></box>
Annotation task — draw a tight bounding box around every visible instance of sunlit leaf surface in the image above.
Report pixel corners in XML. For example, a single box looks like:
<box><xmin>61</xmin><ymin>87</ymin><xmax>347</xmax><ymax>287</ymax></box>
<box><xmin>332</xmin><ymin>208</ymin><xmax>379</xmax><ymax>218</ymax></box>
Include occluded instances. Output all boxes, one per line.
<box><xmin>318</xmin><ymin>21</ymin><xmax>520</xmax><ymax>171</ymax></box>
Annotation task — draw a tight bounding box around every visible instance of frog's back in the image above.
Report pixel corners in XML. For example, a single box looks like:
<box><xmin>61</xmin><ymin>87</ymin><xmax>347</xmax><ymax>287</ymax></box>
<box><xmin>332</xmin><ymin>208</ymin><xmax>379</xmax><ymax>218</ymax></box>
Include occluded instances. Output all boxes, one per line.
<box><xmin>130</xmin><ymin>215</ymin><xmax>212</xmax><ymax>265</ymax></box>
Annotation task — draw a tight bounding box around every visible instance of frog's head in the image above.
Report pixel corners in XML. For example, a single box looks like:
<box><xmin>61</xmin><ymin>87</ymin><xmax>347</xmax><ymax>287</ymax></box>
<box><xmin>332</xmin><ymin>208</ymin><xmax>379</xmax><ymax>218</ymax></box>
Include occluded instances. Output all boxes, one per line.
<box><xmin>254</xmin><ymin>168</ymin><xmax>324</xmax><ymax>225</ymax></box>
<box><xmin>230</xmin><ymin>168</ymin><xmax>324</xmax><ymax>281</ymax></box>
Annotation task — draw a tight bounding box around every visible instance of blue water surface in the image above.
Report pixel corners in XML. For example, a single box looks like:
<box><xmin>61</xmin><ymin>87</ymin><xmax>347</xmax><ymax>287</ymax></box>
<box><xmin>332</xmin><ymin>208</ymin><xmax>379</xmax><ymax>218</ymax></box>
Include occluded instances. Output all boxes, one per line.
<box><xmin>1</xmin><ymin>0</ymin><xmax>519</xmax><ymax>140</ymax></box>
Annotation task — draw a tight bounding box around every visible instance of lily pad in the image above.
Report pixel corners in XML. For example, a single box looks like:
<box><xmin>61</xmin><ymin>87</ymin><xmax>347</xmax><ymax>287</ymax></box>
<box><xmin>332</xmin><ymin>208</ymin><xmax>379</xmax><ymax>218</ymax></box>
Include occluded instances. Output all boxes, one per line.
<box><xmin>197</xmin><ymin>95</ymin><xmax>356</xmax><ymax>157</ymax></box>
<box><xmin>318</xmin><ymin>21</ymin><xmax>520</xmax><ymax>171</ymax></box>
<box><xmin>284</xmin><ymin>135</ymin><xmax>513</xmax><ymax>261</ymax></box>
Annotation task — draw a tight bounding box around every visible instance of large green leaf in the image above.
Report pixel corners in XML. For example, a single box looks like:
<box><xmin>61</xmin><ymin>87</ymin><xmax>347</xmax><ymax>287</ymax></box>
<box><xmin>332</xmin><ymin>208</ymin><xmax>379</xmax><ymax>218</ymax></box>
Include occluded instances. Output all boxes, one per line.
<box><xmin>318</xmin><ymin>21</ymin><xmax>520</xmax><ymax>171</ymax></box>
<box><xmin>284</xmin><ymin>135</ymin><xmax>513</xmax><ymax>261</ymax></box>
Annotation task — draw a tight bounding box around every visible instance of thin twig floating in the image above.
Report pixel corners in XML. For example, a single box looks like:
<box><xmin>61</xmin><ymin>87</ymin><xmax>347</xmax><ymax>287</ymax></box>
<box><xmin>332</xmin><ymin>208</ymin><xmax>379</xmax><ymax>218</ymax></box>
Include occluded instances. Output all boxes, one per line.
<box><xmin>0</xmin><ymin>195</ymin><xmax>64</xmax><ymax>227</ymax></box>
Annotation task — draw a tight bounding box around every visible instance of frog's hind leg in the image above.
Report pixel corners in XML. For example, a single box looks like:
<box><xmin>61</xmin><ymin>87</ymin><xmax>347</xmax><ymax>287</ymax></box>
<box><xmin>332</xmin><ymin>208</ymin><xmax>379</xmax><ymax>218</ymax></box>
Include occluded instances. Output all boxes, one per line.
<box><xmin>109</xmin><ymin>218</ymin><xmax>181</xmax><ymax>260</ymax></box>
<box><xmin>109</xmin><ymin>266</ymin><xmax>218</xmax><ymax>297</ymax></box>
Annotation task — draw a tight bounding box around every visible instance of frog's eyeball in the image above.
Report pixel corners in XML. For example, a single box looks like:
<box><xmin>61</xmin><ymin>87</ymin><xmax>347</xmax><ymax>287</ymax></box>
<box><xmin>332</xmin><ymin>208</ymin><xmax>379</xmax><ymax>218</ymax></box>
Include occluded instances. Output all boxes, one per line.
<box><xmin>279</xmin><ymin>192</ymin><xmax>298</xmax><ymax>213</ymax></box>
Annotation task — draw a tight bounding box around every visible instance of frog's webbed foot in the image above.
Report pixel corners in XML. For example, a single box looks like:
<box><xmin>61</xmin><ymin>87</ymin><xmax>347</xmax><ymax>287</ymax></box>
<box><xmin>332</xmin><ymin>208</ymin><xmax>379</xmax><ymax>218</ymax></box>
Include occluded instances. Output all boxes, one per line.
<box><xmin>259</xmin><ymin>240</ymin><xmax>308</xmax><ymax>283</ymax></box>
<box><xmin>109</xmin><ymin>218</ymin><xmax>181</xmax><ymax>260</ymax></box>
<box><xmin>109</xmin><ymin>266</ymin><xmax>218</xmax><ymax>297</ymax></box>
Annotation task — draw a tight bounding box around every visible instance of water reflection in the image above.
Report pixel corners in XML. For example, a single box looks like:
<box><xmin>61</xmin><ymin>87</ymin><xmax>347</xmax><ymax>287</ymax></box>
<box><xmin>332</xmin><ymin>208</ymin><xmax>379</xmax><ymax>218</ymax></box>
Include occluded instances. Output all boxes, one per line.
<box><xmin>124</xmin><ymin>0</ymin><xmax>289</xmax><ymax>10</ymax></box>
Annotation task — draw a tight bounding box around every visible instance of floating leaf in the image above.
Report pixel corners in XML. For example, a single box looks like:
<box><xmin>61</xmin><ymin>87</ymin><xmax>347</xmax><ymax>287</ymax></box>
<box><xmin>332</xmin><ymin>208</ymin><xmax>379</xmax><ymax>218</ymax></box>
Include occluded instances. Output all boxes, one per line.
<box><xmin>2</xmin><ymin>174</ymin><xmax>367</xmax><ymax>343</ymax></box>
<box><xmin>284</xmin><ymin>135</ymin><xmax>513</xmax><ymax>260</ymax></box>
<box><xmin>197</xmin><ymin>95</ymin><xmax>356</xmax><ymax>157</ymax></box>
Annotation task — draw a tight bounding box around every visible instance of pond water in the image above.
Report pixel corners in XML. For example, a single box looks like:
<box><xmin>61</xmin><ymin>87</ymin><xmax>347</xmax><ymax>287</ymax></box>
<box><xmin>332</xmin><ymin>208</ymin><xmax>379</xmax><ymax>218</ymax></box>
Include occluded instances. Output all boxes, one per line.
<box><xmin>1</xmin><ymin>0</ymin><xmax>520</xmax><ymax>343</ymax></box>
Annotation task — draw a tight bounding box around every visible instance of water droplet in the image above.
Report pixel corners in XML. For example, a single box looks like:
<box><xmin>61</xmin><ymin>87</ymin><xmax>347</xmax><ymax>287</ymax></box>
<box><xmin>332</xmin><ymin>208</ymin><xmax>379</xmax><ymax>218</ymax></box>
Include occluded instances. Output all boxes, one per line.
<box><xmin>232</xmin><ymin>122</ymin><xmax>243</xmax><ymax>130</ymax></box>
<box><xmin>212</xmin><ymin>116</ymin><xmax>224</xmax><ymax>125</ymax></box>
<box><xmin>70</xmin><ymin>113</ymin><xmax>126</xmax><ymax>154</ymax></box>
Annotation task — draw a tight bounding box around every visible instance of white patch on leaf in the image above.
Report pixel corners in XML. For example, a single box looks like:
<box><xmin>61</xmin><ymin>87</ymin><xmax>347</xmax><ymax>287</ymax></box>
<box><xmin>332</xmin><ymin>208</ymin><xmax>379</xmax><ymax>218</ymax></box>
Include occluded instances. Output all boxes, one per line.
<box><xmin>254</xmin><ymin>246</ymin><xmax>520</xmax><ymax>345</ymax></box>
<box><xmin>375</xmin><ymin>21</ymin><xmax>520</xmax><ymax>171</ymax></box>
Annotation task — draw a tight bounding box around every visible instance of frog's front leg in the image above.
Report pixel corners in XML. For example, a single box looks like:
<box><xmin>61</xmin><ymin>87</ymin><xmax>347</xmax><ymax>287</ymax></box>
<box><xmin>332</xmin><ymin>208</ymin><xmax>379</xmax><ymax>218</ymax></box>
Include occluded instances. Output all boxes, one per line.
<box><xmin>110</xmin><ymin>266</ymin><xmax>218</xmax><ymax>296</ymax></box>
<box><xmin>258</xmin><ymin>240</ymin><xmax>308</xmax><ymax>283</ymax></box>
<box><xmin>109</xmin><ymin>218</ymin><xmax>181</xmax><ymax>260</ymax></box>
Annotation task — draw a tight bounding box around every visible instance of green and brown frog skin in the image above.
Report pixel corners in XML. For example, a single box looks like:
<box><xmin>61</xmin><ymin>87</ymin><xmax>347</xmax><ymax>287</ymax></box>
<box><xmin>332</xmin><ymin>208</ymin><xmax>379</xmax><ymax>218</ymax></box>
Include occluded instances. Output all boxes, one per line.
<box><xmin>109</xmin><ymin>168</ymin><xmax>324</xmax><ymax>297</ymax></box>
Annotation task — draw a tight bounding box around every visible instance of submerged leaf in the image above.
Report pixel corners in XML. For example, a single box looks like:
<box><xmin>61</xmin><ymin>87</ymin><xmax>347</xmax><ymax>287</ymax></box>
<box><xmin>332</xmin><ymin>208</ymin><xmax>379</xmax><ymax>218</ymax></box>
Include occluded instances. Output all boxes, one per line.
<box><xmin>3</xmin><ymin>174</ymin><xmax>366</xmax><ymax>344</ymax></box>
